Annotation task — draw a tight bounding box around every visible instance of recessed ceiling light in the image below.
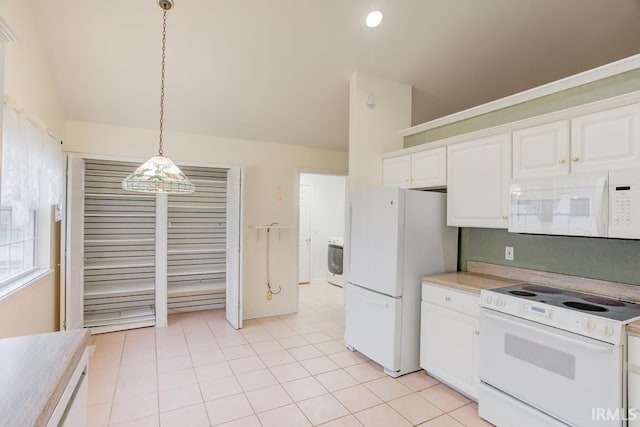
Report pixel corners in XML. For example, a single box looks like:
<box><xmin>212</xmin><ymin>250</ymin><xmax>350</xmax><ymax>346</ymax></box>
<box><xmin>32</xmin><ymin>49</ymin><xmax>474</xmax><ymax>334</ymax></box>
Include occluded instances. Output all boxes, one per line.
<box><xmin>365</xmin><ymin>10</ymin><xmax>383</xmax><ymax>28</ymax></box>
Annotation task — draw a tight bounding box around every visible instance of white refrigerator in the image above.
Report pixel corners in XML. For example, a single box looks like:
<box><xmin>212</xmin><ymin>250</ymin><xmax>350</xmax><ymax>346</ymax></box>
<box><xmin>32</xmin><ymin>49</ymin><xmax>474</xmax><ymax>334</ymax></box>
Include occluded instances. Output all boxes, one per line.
<box><xmin>345</xmin><ymin>188</ymin><xmax>458</xmax><ymax>377</ymax></box>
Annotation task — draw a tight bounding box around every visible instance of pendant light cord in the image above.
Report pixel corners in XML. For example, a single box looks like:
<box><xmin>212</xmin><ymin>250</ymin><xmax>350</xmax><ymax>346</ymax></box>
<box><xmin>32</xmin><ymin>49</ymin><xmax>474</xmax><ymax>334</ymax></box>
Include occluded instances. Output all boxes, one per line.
<box><xmin>158</xmin><ymin>9</ymin><xmax>167</xmax><ymax>156</ymax></box>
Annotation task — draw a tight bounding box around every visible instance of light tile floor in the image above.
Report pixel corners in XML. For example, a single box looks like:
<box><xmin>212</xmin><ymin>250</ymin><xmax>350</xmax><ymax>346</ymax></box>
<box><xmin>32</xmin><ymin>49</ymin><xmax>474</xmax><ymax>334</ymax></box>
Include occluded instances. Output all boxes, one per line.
<box><xmin>87</xmin><ymin>282</ymin><xmax>493</xmax><ymax>427</ymax></box>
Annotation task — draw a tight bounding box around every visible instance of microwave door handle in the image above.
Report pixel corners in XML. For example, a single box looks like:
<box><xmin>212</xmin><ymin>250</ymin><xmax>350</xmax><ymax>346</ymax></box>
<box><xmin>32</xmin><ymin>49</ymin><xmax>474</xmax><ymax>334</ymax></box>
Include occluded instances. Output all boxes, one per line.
<box><xmin>594</xmin><ymin>177</ymin><xmax>608</xmax><ymax>236</ymax></box>
<box><xmin>482</xmin><ymin>310</ymin><xmax>613</xmax><ymax>353</ymax></box>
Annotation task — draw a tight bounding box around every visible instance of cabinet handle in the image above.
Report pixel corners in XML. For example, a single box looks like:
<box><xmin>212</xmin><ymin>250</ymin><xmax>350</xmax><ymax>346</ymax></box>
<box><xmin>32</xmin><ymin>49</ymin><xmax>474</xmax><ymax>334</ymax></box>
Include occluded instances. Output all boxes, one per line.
<box><xmin>558</xmin><ymin>159</ymin><xmax>566</xmax><ymax>164</ymax></box>
<box><xmin>444</xmin><ymin>296</ymin><xmax>451</xmax><ymax>302</ymax></box>
<box><xmin>475</xmin><ymin>330</ymin><xmax>480</xmax><ymax>335</ymax></box>
<box><xmin>572</xmin><ymin>156</ymin><xmax>580</xmax><ymax>162</ymax></box>
<box><xmin>404</xmin><ymin>178</ymin><xmax>410</xmax><ymax>182</ymax></box>
<box><xmin>502</xmin><ymin>215</ymin><xmax>508</xmax><ymax>220</ymax></box>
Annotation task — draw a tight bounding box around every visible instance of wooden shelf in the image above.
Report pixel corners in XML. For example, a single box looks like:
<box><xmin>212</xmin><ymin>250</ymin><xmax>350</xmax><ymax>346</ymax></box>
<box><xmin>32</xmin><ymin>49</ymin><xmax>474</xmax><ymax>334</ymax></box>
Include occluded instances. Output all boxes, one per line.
<box><xmin>167</xmin><ymin>281</ymin><xmax>225</xmax><ymax>297</ymax></box>
<box><xmin>84</xmin><ymin>307</ymin><xmax>155</xmax><ymax>328</ymax></box>
<box><xmin>84</xmin><ymin>281</ymin><xmax>155</xmax><ymax>298</ymax></box>
<box><xmin>168</xmin><ymin>204</ymin><xmax>226</xmax><ymax>210</ymax></box>
<box><xmin>168</xmin><ymin>225</ymin><xmax>225</xmax><ymax>229</ymax></box>
<box><xmin>168</xmin><ymin>268</ymin><xmax>225</xmax><ymax>277</ymax></box>
<box><xmin>85</xmin><ymin>193</ymin><xmax>155</xmax><ymax>199</ymax></box>
<box><xmin>84</xmin><ymin>260</ymin><xmax>154</xmax><ymax>270</ymax></box>
<box><xmin>85</xmin><ymin>238</ymin><xmax>154</xmax><ymax>244</ymax></box>
<box><xmin>167</xmin><ymin>247</ymin><xmax>225</xmax><ymax>255</ymax></box>
<box><xmin>190</xmin><ymin>178</ymin><xmax>227</xmax><ymax>185</ymax></box>
<box><xmin>85</xmin><ymin>213</ymin><xmax>155</xmax><ymax>218</ymax></box>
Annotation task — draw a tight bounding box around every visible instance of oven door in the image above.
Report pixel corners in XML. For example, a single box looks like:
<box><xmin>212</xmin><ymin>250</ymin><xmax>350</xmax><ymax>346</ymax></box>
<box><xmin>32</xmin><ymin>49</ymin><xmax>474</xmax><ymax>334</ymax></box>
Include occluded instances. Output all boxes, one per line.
<box><xmin>480</xmin><ymin>309</ymin><xmax>623</xmax><ymax>427</ymax></box>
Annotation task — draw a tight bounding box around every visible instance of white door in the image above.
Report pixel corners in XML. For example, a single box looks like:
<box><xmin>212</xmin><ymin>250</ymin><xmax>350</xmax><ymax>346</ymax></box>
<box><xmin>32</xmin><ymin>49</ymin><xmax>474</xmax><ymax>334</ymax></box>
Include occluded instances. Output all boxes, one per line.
<box><xmin>383</xmin><ymin>155</ymin><xmax>411</xmax><ymax>188</ymax></box>
<box><xmin>571</xmin><ymin>103</ymin><xmax>640</xmax><ymax>173</ymax></box>
<box><xmin>225</xmin><ymin>167</ymin><xmax>243</xmax><ymax>329</ymax></box>
<box><xmin>298</xmin><ymin>184</ymin><xmax>312</xmax><ymax>284</ymax></box>
<box><xmin>64</xmin><ymin>154</ymin><xmax>85</xmax><ymax>330</ymax></box>
<box><xmin>447</xmin><ymin>134</ymin><xmax>511</xmax><ymax>228</ymax></box>
<box><xmin>512</xmin><ymin>121</ymin><xmax>570</xmax><ymax>178</ymax></box>
<box><xmin>348</xmin><ymin>187</ymin><xmax>402</xmax><ymax>297</ymax></box>
<box><xmin>411</xmin><ymin>147</ymin><xmax>447</xmax><ymax>188</ymax></box>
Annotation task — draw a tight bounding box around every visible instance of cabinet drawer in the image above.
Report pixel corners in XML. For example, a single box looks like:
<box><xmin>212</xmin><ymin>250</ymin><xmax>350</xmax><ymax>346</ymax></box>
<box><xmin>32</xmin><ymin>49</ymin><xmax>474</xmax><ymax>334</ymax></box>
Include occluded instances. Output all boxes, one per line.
<box><xmin>422</xmin><ymin>282</ymin><xmax>480</xmax><ymax>317</ymax></box>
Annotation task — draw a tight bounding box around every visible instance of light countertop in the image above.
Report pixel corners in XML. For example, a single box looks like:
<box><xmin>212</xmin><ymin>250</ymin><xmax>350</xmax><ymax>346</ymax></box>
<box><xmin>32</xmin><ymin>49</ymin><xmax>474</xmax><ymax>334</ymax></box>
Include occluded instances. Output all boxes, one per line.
<box><xmin>421</xmin><ymin>271</ymin><xmax>526</xmax><ymax>295</ymax></box>
<box><xmin>628</xmin><ymin>321</ymin><xmax>640</xmax><ymax>336</ymax></box>
<box><xmin>0</xmin><ymin>329</ymin><xmax>90</xmax><ymax>427</ymax></box>
<box><xmin>425</xmin><ymin>266</ymin><xmax>640</xmax><ymax>336</ymax></box>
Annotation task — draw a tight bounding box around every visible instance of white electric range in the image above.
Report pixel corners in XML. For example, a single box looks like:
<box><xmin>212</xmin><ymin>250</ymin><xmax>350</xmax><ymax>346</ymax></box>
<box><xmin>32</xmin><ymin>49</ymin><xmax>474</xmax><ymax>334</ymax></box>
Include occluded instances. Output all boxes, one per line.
<box><xmin>479</xmin><ymin>283</ymin><xmax>640</xmax><ymax>427</ymax></box>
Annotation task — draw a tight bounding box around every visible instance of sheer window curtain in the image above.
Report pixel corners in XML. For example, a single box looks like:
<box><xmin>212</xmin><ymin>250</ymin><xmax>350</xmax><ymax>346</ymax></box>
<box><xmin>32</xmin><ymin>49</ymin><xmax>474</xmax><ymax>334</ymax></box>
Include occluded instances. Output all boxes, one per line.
<box><xmin>1</xmin><ymin>103</ymin><xmax>63</xmax><ymax>226</ymax></box>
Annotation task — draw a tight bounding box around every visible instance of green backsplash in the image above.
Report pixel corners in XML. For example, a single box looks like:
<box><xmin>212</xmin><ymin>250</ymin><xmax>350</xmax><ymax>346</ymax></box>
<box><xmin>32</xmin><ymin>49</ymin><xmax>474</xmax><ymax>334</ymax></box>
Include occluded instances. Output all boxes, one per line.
<box><xmin>459</xmin><ymin>228</ymin><xmax>640</xmax><ymax>286</ymax></box>
<box><xmin>405</xmin><ymin>68</ymin><xmax>640</xmax><ymax>148</ymax></box>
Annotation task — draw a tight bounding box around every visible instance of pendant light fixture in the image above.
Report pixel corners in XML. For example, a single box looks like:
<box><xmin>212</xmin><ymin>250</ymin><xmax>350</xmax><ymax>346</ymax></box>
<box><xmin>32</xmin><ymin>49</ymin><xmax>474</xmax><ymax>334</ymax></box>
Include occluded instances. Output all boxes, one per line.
<box><xmin>122</xmin><ymin>0</ymin><xmax>195</xmax><ymax>194</ymax></box>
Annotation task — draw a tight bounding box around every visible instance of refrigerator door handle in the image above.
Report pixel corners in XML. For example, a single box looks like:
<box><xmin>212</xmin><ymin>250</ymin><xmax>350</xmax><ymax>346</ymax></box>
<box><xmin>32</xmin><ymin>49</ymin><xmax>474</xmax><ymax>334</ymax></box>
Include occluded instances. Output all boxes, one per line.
<box><xmin>350</xmin><ymin>285</ymin><xmax>390</xmax><ymax>308</ymax></box>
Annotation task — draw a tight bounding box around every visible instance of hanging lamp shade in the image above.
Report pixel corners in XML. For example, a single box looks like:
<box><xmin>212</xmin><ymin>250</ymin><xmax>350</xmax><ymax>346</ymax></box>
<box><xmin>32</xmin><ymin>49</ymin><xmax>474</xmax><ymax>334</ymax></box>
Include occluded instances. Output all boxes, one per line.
<box><xmin>122</xmin><ymin>0</ymin><xmax>195</xmax><ymax>194</ymax></box>
<box><xmin>122</xmin><ymin>155</ymin><xmax>195</xmax><ymax>193</ymax></box>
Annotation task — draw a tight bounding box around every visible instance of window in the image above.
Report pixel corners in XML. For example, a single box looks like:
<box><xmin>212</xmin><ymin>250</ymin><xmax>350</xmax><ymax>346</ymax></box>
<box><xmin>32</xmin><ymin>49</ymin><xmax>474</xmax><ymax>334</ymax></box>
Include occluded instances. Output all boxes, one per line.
<box><xmin>0</xmin><ymin>208</ymin><xmax>36</xmax><ymax>283</ymax></box>
<box><xmin>0</xmin><ymin>102</ymin><xmax>63</xmax><ymax>295</ymax></box>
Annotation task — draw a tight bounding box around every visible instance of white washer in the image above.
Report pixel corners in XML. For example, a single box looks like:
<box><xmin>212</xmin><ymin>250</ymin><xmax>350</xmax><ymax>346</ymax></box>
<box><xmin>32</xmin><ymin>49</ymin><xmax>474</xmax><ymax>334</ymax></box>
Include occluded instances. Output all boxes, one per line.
<box><xmin>327</xmin><ymin>236</ymin><xmax>344</xmax><ymax>287</ymax></box>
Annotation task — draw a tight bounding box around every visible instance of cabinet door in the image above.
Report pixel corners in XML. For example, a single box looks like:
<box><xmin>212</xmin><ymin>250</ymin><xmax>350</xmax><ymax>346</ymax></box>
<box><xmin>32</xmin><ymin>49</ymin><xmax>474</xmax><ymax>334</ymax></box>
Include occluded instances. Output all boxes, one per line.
<box><xmin>513</xmin><ymin>121</ymin><xmax>570</xmax><ymax>178</ymax></box>
<box><xmin>629</xmin><ymin>335</ymin><xmax>640</xmax><ymax>427</ymax></box>
<box><xmin>383</xmin><ymin>155</ymin><xmax>411</xmax><ymax>188</ymax></box>
<box><xmin>571</xmin><ymin>103</ymin><xmax>640</xmax><ymax>173</ymax></box>
<box><xmin>420</xmin><ymin>302</ymin><xmax>479</xmax><ymax>399</ymax></box>
<box><xmin>447</xmin><ymin>134</ymin><xmax>511</xmax><ymax>228</ymax></box>
<box><xmin>411</xmin><ymin>147</ymin><xmax>446</xmax><ymax>188</ymax></box>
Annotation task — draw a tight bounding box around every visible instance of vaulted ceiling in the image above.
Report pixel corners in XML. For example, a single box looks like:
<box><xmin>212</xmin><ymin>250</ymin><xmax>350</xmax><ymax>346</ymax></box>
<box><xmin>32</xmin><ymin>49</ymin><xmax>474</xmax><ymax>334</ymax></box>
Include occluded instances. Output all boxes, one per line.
<box><xmin>28</xmin><ymin>0</ymin><xmax>640</xmax><ymax>151</ymax></box>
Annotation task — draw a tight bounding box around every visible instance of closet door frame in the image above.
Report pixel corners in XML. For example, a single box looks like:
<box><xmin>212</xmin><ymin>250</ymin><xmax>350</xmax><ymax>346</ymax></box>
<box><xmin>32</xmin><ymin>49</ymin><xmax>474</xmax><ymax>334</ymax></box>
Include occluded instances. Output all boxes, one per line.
<box><xmin>61</xmin><ymin>152</ymin><xmax>244</xmax><ymax>331</ymax></box>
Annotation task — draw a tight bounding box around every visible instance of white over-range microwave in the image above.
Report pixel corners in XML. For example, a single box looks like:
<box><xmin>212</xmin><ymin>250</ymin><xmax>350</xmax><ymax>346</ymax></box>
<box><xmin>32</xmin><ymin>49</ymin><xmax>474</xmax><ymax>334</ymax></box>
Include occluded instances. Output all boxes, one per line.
<box><xmin>509</xmin><ymin>168</ymin><xmax>640</xmax><ymax>239</ymax></box>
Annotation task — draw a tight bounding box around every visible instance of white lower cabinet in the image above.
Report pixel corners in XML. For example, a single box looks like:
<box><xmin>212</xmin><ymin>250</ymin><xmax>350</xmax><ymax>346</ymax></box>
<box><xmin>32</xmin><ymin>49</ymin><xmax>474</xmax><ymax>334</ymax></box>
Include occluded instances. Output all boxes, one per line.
<box><xmin>420</xmin><ymin>282</ymin><xmax>480</xmax><ymax>400</ymax></box>
<box><xmin>628</xmin><ymin>334</ymin><xmax>640</xmax><ymax>426</ymax></box>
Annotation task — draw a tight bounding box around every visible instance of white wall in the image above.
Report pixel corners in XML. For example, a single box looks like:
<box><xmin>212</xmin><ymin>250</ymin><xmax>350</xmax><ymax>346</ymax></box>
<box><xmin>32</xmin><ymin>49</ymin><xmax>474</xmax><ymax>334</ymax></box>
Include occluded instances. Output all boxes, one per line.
<box><xmin>300</xmin><ymin>173</ymin><xmax>346</xmax><ymax>282</ymax></box>
<box><xmin>63</xmin><ymin>121</ymin><xmax>348</xmax><ymax>319</ymax></box>
<box><xmin>348</xmin><ymin>72</ymin><xmax>412</xmax><ymax>191</ymax></box>
<box><xmin>0</xmin><ymin>0</ymin><xmax>65</xmax><ymax>338</ymax></box>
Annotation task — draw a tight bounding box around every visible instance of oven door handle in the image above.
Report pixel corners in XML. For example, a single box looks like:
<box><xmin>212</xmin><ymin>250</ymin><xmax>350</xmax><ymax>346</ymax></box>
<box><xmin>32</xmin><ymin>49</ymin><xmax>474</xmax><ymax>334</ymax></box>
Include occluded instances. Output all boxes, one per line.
<box><xmin>482</xmin><ymin>310</ymin><xmax>613</xmax><ymax>353</ymax></box>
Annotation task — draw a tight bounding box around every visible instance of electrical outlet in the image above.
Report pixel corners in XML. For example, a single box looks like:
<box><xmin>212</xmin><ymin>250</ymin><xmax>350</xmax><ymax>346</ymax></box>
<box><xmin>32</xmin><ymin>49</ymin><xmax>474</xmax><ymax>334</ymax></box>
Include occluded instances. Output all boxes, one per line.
<box><xmin>505</xmin><ymin>246</ymin><xmax>514</xmax><ymax>261</ymax></box>
<box><xmin>267</xmin><ymin>290</ymin><xmax>273</xmax><ymax>301</ymax></box>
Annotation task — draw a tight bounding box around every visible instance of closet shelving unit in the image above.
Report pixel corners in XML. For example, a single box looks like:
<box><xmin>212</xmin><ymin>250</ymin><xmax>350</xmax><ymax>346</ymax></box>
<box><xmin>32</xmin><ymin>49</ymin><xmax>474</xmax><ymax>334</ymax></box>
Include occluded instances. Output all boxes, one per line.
<box><xmin>166</xmin><ymin>166</ymin><xmax>228</xmax><ymax>313</ymax></box>
<box><xmin>82</xmin><ymin>159</ymin><xmax>156</xmax><ymax>329</ymax></box>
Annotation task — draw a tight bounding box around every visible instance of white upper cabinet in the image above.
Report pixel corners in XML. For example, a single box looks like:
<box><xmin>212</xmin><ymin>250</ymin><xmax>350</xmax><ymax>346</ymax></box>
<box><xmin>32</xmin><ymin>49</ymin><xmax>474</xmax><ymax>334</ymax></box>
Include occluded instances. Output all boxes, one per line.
<box><xmin>513</xmin><ymin>121</ymin><xmax>570</xmax><ymax>178</ymax></box>
<box><xmin>571</xmin><ymin>103</ymin><xmax>640</xmax><ymax>173</ymax></box>
<box><xmin>411</xmin><ymin>147</ymin><xmax>446</xmax><ymax>188</ymax></box>
<box><xmin>447</xmin><ymin>134</ymin><xmax>511</xmax><ymax>228</ymax></box>
<box><xmin>383</xmin><ymin>147</ymin><xmax>446</xmax><ymax>189</ymax></box>
<box><xmin>383</xmin><ymin>154</ymin><xmax>411</xmax><ymax>188</ymax></box>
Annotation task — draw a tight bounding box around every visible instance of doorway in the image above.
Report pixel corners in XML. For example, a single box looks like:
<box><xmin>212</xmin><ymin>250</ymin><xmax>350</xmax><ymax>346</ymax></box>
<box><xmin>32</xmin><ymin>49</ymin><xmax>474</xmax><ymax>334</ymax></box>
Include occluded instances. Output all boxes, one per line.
<box><xmin>297</xmin><ymin>173</ymin><xmax>347</xmax><ymax>287</ymax></box>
